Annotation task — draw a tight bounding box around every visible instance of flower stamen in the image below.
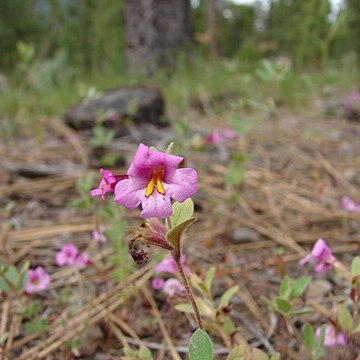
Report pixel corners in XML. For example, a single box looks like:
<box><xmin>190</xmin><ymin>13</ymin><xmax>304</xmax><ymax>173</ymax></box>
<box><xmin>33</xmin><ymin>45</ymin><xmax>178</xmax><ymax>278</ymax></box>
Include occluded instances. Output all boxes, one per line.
<box><xmin>145</xmin><ymin>167</ymin><xmax>165</xmax><ymax>197</ymax></box>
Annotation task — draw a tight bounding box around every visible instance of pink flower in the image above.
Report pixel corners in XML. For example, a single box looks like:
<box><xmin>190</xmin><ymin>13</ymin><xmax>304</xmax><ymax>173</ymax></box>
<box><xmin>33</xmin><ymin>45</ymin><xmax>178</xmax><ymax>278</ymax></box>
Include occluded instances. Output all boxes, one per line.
<box><xmin>205</xmin><ymin>130</ymin><xmax>223</xmax><ymax>144</ymax></box>
<box><xmin>114</xmin><ymin>143</ymin><xmax>198</xmax><ymax>218</ymax></box>
<box><xmin>56</xmin><ymin>244</ymin><xmax>79</xmax><ymax>266</ymax></box>
<box><xmin>163</xmin><ymin>278</ymin><xmax>185</xmax><ymax>297</ymax></box>
<box><xmin>340</xmin><ymin>196</ymin><xmax>360</xmax><ymax>213</ymax></box>
<box><xmin>155</xmin><ymin>255</ymin><xmax>189</xmax><ymax>275</ymax></box>
<box><xmin>90</xmin><ymin>169</ymin><xmax>127</xmax><ymax>200</ymax></box>
<box><xmin>223</xmin><ymin>129</ymin><xmax>237</xmax><ymax>140</ymax></box>
<box><xmin>74</xmin><ymin>253</ymin><xmax>89</xmax><ymax>267</ymax></box>
<box><xmin>316</xmin><ymin>324</ymin><xmax>346</xmax><ymax>347</ymax></box>
<box><xmin>299</xmin><ymin>239</ymin><xmax>337</xmax><ymax>272</ymax></box>
<box><xmin>92</xmin><ymin>226</ymin><xmax>107</xmax><ymax>243</ymax></box>
<box><xmin>25</xmin><ymin>267</ymin><xmax>50</xmax><ymax>294</ymax></box>
<box><xmin>152</xmin><ymin>278</ymin><xmax>165</xmax><ymax>290</ymax></box>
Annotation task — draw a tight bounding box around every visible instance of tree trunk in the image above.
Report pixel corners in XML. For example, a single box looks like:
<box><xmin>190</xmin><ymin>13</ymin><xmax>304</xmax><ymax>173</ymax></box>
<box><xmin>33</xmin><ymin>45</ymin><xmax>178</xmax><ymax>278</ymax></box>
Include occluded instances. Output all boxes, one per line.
<box><xmin>125</xmin><ymin>0</ymin><xmax>192</xmax><ymax>74</ymax></box>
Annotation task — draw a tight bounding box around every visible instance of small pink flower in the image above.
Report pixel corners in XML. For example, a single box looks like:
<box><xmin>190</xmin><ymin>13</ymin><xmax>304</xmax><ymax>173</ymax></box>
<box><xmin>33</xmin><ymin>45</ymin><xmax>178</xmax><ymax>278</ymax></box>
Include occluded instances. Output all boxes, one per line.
<box><xmin>152</xmin><ymin>278</ymin><xmax>165</xmax><ymax>290</ymax></box>
<box><xmin>74</xmin><ymin>253</ymin><xmax>89</xmax><ymax>267</ymax></box>
<box><xmin>299</xmin><ymin>239</ymin><xmax>337</xmax><ymax>272</ymax></box>
<box><xmin>163</xmin><ymin>278</ymin><xmax>185</xmax><ymax>297</ymax></box>
<box><xmin>92</xmin><ymin>226</ymin><xmax>107</xmax><ymax>243</ymax></box>
<box><xmin>316</xmin><ymin>324</ymin><xmax>346</xmax><ymax>347</ymax></box>
<box><xmin>205</xmin><ymin>130</ymin><xmax>223</xmax><ymax>144</ymax></box>
<box><xmin>90</xmin><ymin>169</ymin><xmax>127</xmax><ymax>200</ymax></box>
<box><xmin>115</xmin><ymin>144</ymin><xmax>198</xmax><ymax>218</ymax></box>
<box><xmin>155</xmin><ymin>255</ymin><xmax>190</xmax><ymax>275</ymax></box>
<box><xmin>223</xmin><ymin>129</ymin><xmax>237</xmax><ymax>140</ymax></box>
<box><xmin>340</xmin><ymin>196</ymin><xmax>360</xmax><ymax>213</ymax></box>
<box><xmin>25</xmin><ymin>267</ymin><xmax>50</xmax><ymax>294</ymax></box>
<box><xmin>56</xmin><ymin>244</ymin><xmax>79</xmax><ymax>266</ymax></box>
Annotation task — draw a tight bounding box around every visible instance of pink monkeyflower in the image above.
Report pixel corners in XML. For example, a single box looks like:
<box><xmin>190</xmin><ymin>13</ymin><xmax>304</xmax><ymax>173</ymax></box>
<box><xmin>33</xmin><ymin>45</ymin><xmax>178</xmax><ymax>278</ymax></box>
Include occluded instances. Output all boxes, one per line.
<box><xmin>163</xmin><ymin>278</ymin><xmax>185</xmax><ymax>297</ymax></box>
<box><xmin>114</xmin><ymin>143</ymin><xmax>198</xmax><ymax>218</ymax></box>
<box><xmin>155</xmin><ymin>255</ymin><xmax>190</xmax><ymax>275</ymax></box>
<box><xmin>340</xmin><ymin>196</ymin><xmax>360</xmax><ymax>213</ymax></box>
<box><xmin>299</xmin><ymin>239</ymin><xmax>337</xmax><ymax>272</ymax></box>
<box><xmin>25</xmin><ymin>267</ymin><xmax>50</xmax><ymax>294</ymax></box>
<box><xmin>152</xmin><ymin>278</ymin><xmax>165</xmax><ymax>290</ymax></box>
<box><xmin>223</xmin><ymin>128</ymin><xmax>237</xmax><ymax>140</ymax></box>
<box><xmin>205</xmin><ymin>130</ymin><xmax>223</xmax><ymax>144</ymax></box>
<box><xmin>316</xmin><ymin>324</ymin><xmax>346</xmax><ymax>347</ymax></box>
<box><xmin>92</xmin><ymin>226</ymin><xmax>107</xmax><ymax>243</ymax></box>
<box><xmin>55</xmin><ymin>244</ymin><xmax>79</xmax><ymax>266</ymax></box>
<box><xmin>349</xmin><ymin>91</ymin><xmax>360</xmax><ymax>103</ymax></box>
<box><xmin>90</xmin><ymin>169</ymin><xmax>127</xmax><ymax>200</ymax></box>
<box><xmin>74</xmin><ymin>253</ymin><xmax>89</xmax><ymax>267</ymax></box>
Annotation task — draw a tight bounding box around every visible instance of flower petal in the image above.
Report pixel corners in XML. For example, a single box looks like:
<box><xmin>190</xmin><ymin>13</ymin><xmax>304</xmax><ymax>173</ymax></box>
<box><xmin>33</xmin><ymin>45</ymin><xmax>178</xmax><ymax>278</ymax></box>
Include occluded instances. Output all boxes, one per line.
<box><xmin>164</xmin><ymin>168</ymin><xmax>198</xmax><ymax>203</ymax></box>
<box><xmin>114</xmin><ymin>178</ymin><xmax>144</xmax><ymax>210</ymax></box>
<box><xmin>140</xmin><ymin>191</ymin><xmax>172</xmax><ymax>218</ymax></box>
<box><xmin>128</xmin><ymin>143</ymin><xmax>183</xmax><ymax>181</ymax></box>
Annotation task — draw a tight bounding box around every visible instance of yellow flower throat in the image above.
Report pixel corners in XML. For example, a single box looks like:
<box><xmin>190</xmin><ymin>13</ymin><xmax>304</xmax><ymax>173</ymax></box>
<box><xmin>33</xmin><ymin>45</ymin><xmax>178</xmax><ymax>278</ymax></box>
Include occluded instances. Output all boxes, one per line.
<box><xmin>145</xmin><ymin>167</ymin><xmax>165</xmax><ymax>197</ymax></box>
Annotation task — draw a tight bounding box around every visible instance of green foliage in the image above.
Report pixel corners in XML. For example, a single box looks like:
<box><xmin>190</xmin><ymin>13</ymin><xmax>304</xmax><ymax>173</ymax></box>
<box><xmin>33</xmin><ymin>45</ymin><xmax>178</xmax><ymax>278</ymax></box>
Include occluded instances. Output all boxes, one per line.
<box><xmin>267</xmin><ymin>275</ymin><xmax>312</xmax><ymax>318</ymax></box>
<box><xmin>0</xmin><ymin>260</ymin><xmax>30</xmax><ymax>293</ymax></box>
<box><xmin>338</xmin><ymin>304</ymin><xmax>353</xmax><ymax>331</ymax></box>
<box><xmin>302</xmin><ymin>323</ymin><xmax>325</xmax><ymax>360</ymax></box>
<box><xmin>351</xmin><ymin>256</ymin><xmax>360</xmax><ymax>276</ymax></box>
<box><xmin>24</xmin><ymin>318</ymin><xmax>48</xmax><ymax>334</ymax></box>
<box><xmin>75</xmin><ymin>173</ymin><xmax>95</xmax><ymax>209</ymax></box>
<box><xmin>166</xmin><ymin>217</ymin><xmax>196</xmax><ymax>247</ymax></box>
<box><xmin>170</xmin><ymin>198</ymin><xmax>195</xmax><ymax>227</ymax></box>
<box><xmin>189</xmin><ymin>329</ymin><xmax>214</xmax><ymax>360</ymax></box>
<box><xmin>123</xmin><ymin>345</ymin><xmax>153</xmax><ymax>360</ymax></box>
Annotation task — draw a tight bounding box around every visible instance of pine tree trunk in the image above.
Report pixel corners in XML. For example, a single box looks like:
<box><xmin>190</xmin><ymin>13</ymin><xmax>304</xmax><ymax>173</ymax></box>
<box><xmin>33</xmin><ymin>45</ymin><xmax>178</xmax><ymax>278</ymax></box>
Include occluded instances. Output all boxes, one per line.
<box><xmin>125</xmin><ymin>0</ymin><xmax>192</xmax><ymax>74</ymax></box>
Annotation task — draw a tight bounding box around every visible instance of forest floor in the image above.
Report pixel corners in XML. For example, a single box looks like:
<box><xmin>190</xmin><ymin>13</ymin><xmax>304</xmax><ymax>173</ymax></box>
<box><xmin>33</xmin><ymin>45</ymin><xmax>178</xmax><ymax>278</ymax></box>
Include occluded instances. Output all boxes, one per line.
<box><xmin>0</xmin><ymin>92</ymin><xmax>360</xmax><ymax>359</ymax></box>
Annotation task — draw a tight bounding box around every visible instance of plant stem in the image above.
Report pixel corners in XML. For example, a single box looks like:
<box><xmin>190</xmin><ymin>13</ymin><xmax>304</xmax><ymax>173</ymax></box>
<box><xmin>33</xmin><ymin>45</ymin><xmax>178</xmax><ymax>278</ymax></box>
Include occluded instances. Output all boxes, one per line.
<box><xmin>173</xmin><ymin>245</ymin><xmax>203</xmax><ymax>329</ymax></box>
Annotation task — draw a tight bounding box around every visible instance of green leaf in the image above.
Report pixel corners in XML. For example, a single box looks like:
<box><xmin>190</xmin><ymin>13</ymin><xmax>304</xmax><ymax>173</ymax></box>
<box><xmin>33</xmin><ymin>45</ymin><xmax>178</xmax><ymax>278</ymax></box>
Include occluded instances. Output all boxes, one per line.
<box><xmin>219</xmin><ymin>286</ymin><xmax>239</xmax><ymax>308</ymax></box>
<box><xmin>270</xmin><ymin>354</ymin><xmax>281</xmax><ymax>360</ymax></box>
<box><xmin>303</xmin><ymin>323</ymin><xmax>315</xmax><ymax>350</ymax></box>
<box><xmin>123</xmin><ymin>347</ymin><xmax>136</xmax><ymax>356</ymax></box>
<box><xmin>288</xmin><ymin>308</ymin><xmax>312</xmax><ymax>317</ymax></box>
<box><xmin>279</xmin><ymin>275</ymin><xmax>291</xmax><ymax>299</ymax></box>
<box><xmin>317</xmin><ymin>324</ymin><xmax>327</xmax><ymax>347</ymax></box>
<box><xmin>0</xmin><ymin>276</ymin><xmax>11</xmax><ymax>292</ymax></box>
<box><xmin>139</xmin><ymin>346</ymin><xmax>153</xmax><ymax>360</ymax></box>
<box><xmin>226</xmin><ymin>345</ymin><xmax>248</xmax><ymax>360</ymax></box>
<box><xmin>351</xmin><ymin>256</ymin><xmax>360</xmax><ymax>276</ymax></box>
<box><xmin>189</xmin><ymin>329</ymin><xmax>214</xmax><ymax>360</ymax></box>
<box><xmin>0</xmin><ymin>332</ymin><xmax>8</xmax><ymax>345</ymax></box>
<box><xmin>290</xmin><ymin>276</ymin><xmax>312</xmax><ymax>299</ymax></box>
<box><xmin>171</xmin><ymin>199</ymin><xmax>194</xmax><ymax>227</ymax></box>
<box><xmin>175</xmin><ymin>303</ymin><xmax>195</xmax><ymax>314</ymax></box>
<box><xmin>166</xmin><ymin>217</ymin><xmax>196</xmax><ymax>247</ymax></box>
<box><xmin>5</xmin><ymin>265</ymin><xmax>19</xmax><ymax>285</ymax></box>
<box><xmin>275</xmin><ymin>298</ymin><xmax>291</xmax><ymax>314</ymax></box>
<box><xmin>353</xmin><ymin>322</ymin><xmax>360</xmax><ymax>334</ymax></box>
<box><xmin>24</xmin><ymin>318</ymin><xmax>48</xmax><ymax>334</ymax></box>
<box><xmin>253</xmin><ymin>348</ymin><xmax>270</xmax><ymax>360</ymax></box>
<box><xmin>338</xmin><ymin>305</ymin><xmax>353</xmax><ymax>331</ymax></box>
<box><xmin>204</xmin><ymin>267</ymin><xmax>215</xmax><ymax>291</ymax></box>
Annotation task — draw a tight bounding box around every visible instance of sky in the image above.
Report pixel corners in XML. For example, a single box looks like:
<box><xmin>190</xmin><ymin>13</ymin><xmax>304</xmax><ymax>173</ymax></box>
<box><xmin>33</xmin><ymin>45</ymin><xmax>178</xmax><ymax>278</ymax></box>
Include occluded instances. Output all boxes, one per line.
<box><xmin>232</xmin><ymin>0</ymin><xmax>344</xmax><ymax>12</ymax></box>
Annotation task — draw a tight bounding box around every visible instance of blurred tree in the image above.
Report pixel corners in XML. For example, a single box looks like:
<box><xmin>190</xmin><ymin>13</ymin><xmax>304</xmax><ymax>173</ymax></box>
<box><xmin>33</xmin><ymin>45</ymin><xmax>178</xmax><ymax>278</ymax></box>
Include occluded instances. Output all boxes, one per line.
<box><xmin>266</xmin><ymin>0</ymin><xmax>332</xmax><ymax>68</ymax></box>
<box><xmin>125</xmin><ymin>0</ymin><xmax>192</xmax><ymax>74</ymax></box>
<box><xmin>0</xmin><ymin>0</ymin><xmax>43</xmax><ymax>69</ymax></box>
<box><xmin>347</xmin><ymin>0</ymin><xmax>360</xmax><ymax>66</ymax></box>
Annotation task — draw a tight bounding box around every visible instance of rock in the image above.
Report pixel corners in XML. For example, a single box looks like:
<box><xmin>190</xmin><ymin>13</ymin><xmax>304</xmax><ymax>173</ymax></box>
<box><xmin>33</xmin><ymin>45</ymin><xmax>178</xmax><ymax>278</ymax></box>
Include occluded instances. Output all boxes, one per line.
<box><xmin>230</xmin><ymin>227</ymin><xmax>262</xmax><ymax>243</ymax></box>
<box><xmin>307</xmin><ymin>279</ymin><xmax>332</xmax><ymax>299</ymax></box>
<box><xmin>64</xmin><ymin>85</ymin><xmax>166</xmax><ymax>130</ymax></box>
<box><xmin>79</xmin><ymin>325</ymin><xmax>104</xmax><ymax>357</ymax></box>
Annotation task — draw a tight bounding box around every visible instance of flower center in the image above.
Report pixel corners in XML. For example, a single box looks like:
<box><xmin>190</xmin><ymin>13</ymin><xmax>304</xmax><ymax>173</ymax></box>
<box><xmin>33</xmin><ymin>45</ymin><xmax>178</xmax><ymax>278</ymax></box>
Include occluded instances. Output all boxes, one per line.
<box><xmin>31</xmin><ymin>276</ymin><xmax>40</xmax><ymax>285</ymax></box>
<box><xmin>145</xmin><ymin>166</ymin><xmax>165</xmax><ymax>197</ymax></box>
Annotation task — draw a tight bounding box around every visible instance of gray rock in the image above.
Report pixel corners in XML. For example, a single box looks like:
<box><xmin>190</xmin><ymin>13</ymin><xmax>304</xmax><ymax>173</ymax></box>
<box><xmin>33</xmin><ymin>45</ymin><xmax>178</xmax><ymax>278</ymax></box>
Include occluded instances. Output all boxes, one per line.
<box><xmin>230</xmin><ymin>227</ymin><xmax>262</xmax><ymax>243</ymax></box>
<box><xmin>64</xmin><ymin>85</ymin><xmax>166</xmax><ymax>130</ymax></box>
<box><xmin>307</xmin><ymin>279</ymin><xmax>332</xmax><ymax>299</ymax></box>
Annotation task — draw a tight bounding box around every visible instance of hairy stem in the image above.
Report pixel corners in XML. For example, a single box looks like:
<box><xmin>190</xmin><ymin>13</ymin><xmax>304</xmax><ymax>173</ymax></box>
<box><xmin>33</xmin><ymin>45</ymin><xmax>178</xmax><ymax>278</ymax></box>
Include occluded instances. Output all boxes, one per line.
<box><xmin>173</xmin><ymin>244</ymin><xmax>203</xmax><ymax>330</ymax></box>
